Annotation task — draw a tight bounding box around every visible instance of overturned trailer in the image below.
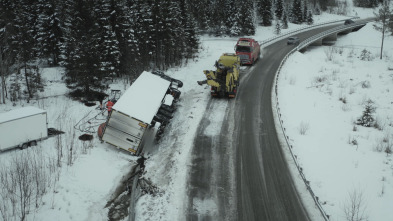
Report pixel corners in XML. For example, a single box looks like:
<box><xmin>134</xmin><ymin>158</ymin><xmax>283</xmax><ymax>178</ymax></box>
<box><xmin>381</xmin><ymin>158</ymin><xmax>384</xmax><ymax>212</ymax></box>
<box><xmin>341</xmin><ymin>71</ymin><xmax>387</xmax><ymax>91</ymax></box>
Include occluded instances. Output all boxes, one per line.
<box><xmin>98</xmin><ymin>71</ymin><xmax>181</xmax><ymax>155</ymax></box>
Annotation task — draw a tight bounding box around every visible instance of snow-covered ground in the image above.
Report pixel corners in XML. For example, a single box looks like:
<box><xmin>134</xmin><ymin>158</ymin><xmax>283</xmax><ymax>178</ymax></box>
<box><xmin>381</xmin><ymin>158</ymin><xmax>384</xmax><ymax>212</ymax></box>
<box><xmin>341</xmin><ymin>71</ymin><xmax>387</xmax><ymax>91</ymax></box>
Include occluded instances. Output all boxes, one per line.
<box><xmin>0</xmin><ymin>6</ymin><xmax>385</xmax><ymax>221</ymax></box>
<box><xmin>277</xmin><ymin>22</ymin><xmax>393</xmax><ymax>221</ymax></box>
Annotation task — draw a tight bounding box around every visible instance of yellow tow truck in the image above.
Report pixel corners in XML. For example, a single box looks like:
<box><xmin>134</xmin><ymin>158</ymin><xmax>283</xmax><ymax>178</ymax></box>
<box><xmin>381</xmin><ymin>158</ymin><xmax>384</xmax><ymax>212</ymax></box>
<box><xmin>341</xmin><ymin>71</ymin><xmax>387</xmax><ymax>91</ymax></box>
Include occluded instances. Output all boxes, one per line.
<box><xmin>197</xmin><ymin>53</ymin><xmax>240</xmax><ymax>98</ymax></box>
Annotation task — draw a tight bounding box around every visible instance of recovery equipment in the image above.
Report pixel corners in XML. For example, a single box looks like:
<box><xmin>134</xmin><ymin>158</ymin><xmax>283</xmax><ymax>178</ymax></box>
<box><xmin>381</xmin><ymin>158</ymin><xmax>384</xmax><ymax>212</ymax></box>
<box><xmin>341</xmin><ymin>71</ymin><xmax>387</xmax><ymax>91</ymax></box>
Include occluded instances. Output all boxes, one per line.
<box><xmin>197</xmin><ymin>53</ymin><xmax>240</xmax><ymax>98</ymax></box>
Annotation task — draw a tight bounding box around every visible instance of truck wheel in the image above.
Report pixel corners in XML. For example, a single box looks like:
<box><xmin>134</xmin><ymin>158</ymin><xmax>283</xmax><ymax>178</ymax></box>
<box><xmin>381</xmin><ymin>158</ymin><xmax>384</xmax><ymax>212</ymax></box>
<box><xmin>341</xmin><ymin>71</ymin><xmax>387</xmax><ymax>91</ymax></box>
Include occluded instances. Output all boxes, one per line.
<box><xmin>21</xmin><ymin>143</ymin><xmax>28</xmax><ymax>150</ymax></box>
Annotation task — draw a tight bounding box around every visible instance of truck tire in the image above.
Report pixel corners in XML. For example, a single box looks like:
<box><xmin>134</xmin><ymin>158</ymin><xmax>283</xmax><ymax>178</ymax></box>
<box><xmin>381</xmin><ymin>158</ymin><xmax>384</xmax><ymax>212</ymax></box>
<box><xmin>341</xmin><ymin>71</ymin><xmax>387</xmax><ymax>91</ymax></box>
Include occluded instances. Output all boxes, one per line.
<box><xmin>21</xmin><ymin>143</ymin><xmax>28</xmax><ymax>150</ymax></box>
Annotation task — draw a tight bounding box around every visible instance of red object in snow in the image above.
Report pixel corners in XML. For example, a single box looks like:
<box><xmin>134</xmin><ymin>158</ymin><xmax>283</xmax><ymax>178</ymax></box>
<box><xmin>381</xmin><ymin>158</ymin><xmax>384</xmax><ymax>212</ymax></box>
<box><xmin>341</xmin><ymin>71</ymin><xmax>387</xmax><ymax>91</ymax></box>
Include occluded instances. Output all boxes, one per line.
<box><xmin>97</xmin><ymin>123</ymin><xmax>106</xmax><ymax>139</ymax></box>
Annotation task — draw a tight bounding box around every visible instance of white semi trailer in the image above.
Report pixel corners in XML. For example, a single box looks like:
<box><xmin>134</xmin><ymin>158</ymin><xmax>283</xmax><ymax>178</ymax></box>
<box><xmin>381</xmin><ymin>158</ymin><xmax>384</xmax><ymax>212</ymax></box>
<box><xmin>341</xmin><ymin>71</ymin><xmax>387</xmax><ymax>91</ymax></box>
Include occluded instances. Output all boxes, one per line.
<box><xmin>0</xmin><ymin>106</ymin><xmax>48</xmax><ymax>151</ymax></box>
<box><xmin>99</xmin><ymin>71</ymin><xmax>180</xmax><ymax>155</ymax></box>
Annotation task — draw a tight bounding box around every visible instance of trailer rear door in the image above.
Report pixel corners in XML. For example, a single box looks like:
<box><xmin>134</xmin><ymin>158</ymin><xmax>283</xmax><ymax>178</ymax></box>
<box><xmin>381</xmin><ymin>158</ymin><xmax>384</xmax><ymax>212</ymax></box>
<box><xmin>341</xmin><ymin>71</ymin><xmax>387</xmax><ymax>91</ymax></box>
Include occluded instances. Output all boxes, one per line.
<box><xmin>102</xmin><ymin>110</ymin><xmax>147</xmax><ymax>153</ymax></box>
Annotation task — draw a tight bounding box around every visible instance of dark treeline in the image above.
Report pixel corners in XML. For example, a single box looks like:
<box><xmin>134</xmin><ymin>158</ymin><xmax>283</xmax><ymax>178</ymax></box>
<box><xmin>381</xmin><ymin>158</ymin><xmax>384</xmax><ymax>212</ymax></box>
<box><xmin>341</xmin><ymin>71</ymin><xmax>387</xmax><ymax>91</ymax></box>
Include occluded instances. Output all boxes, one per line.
<box><xmin>0</xmin><ymin>0</ymin><xmax>383</xmax><ymax>100</ymax></box>
<box><xmin>0</xmin><ymin>0</ymin><xmax>202</xmax><ymax>99</ymax></box>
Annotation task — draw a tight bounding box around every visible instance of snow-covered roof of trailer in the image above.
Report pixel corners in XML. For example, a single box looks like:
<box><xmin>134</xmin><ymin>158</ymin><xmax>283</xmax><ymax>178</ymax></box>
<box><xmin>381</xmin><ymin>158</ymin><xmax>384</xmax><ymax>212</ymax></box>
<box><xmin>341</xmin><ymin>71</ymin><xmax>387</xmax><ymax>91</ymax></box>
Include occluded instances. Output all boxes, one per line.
<box><xmin>0</xmin><ymin>106</ymin><xmax>46</xmax><ymax>124</ymax></box>
<box><xmin>113</xmin><ymin>71</ymin><xmax>171</xmax><ymax>124</ymax></box>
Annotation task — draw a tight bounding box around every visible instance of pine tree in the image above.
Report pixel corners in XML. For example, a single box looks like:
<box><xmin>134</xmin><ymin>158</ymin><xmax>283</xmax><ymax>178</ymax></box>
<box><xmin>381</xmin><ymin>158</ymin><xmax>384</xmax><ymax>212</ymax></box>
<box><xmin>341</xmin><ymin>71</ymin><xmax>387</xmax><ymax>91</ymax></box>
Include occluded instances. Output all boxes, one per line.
<box><xmin>306</xmin><ymin>9</ymin><xmax>314</xmax><ymax>25</ymax></box>
<box><xmin>274</xmin><ymin>18</ymin><xmax>281</xmax><ymax>35</ymax></box>
<box><xmin>275</xmin><ymin>0</ymin><xmax>284</xmax><ymax>20</ymax></box>
<box><xmin>356</xmin><ymin>100</ymin><xmax>376</xmax><ymax>127</ymax></box>
<box><xmin>93</xmin><ymin>0</ymin><xmax>120</xmax><ymax>79</ymax></box>
<box><xmin>258</xmin><ymin>0</ymin><xmax>273</xmax><ymax>26</ymax></box>
<box><xmin>223</xmin><ymin>0</ymin><xmax>235</xmax><ymax>35</ymax></box>
<box><xmin>9</xmin><ymin>74</ymin><xmax>21</xmax><ymax>102</ymax></box>
<box><xmin>162</xmin><ymin>0</ymin><xmax>184</xmax><ymax>67</ymax></box>
<box><xmin>235</xmin><ymin>0</ymin><xmax>256</xmax><ymax>35</ymax></box>
<box><xmin>111</xmin><ymin>0</ymin><xmax>139</xmax><ymax>77</ymax></box>
<box><xmin>187</xmin><ymin>0</ymin><xmax>211</xmax><ymax>31</ymax></box>
<box><xmin>302</xmin><ymin>1</ymin><xmax>308</xmax><ymax>23</ymax></box>
<box><xmin>210</xmin><ymin>0</ymin><xmax>231</xmax><ymax>35</ymax></box>
<box><xmin>64</xmin><ymin>0</ymin><xmax>105</xmax><ymax>98</ymax></box>
<box><xmin>0</xmin><ymin>0</ymin><xmax>19</xmax><ymax>103</ymax></box>
<box><xmin>389</xmin><ymin>11</ymin><xmax>393</xmax><ymax>35</ymax></box>
<box><xmin>282</xmin><ymin>7</ymin><xmax>289</xmax><ymax>29</ymax></box>
<box><xmin>291</xmin><ymin>0</ymin><xmax>303</xmax><ymax>24</ymax></box>
<box><xmin>36</xmin><ymin>0</ymin><xmax>63</xmax><ymax>65</ymax></box>
<box><xmin>129</xmin><ymin>0</ymin><xmax>153</xmax><ymax>70</ymax></box>
<box><xmin>178</xmin><ymin>0</ymin><xmax>199</xmax><ymax>60</ymax></box>
<box><xmin>13</xmin><ymin>0</ymin><xmax>40</xmax><ymax>100</ymax></box>
<box><xmin>354</xmin><ymin>0</ymin><xmax>379</xmax><ymax>8</ymax></box>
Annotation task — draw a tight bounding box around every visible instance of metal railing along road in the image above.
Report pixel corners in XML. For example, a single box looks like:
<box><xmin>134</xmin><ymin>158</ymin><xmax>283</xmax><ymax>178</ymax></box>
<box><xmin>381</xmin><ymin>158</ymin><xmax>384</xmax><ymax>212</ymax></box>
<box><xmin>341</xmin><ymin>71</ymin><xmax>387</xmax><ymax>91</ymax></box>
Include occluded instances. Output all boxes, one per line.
<box><xmin>297</xmin><ymin>21</ymin><xmax>368</xmax><ymax>50</ymax></box>
<box><xmin>258</xmin><ymin>17</ymin><xmax>360</xmax><ymax>47</ymax></box>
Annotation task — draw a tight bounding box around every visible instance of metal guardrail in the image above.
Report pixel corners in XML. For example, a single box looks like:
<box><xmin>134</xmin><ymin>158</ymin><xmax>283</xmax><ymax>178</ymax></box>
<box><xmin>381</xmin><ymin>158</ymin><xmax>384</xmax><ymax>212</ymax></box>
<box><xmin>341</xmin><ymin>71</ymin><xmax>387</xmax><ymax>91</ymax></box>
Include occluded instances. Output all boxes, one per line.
<box><xmin>128</xmin><ymin>165</ymin><xmax>142</xmax><ymax>221</ymax></box>
<box><xmin>270</xmin><ymin>20</ymin><xmax>369</xmax><ymax>221</ymax></box>
<box><xmin>258</xmin><ymin>16</ymin><xmax>360</xmax><ymax>47</ymax></box>
<box><xmin>297</xmin><ymin>22</ymin><xmax>368</xmax><ymax>50</ymax></box>
<box><xmin>272</xmin><ymin>47</ymin><xmax>330</xmax><ymax>220</ymax></box>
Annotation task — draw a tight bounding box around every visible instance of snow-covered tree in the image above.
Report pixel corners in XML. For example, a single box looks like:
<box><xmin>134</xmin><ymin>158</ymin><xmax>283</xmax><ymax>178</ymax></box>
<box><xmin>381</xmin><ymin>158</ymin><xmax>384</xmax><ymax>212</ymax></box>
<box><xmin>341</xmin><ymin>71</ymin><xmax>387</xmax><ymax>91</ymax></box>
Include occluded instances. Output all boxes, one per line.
<box><xmin>306</xmin><ymin>9</ymin><xmax>314</xmax><ymax>25</ymax></box>
<box><xmin>302</xmin><ymin>1</ymin><xmax>308</xmax><ymax>22</ymax></box>
<box><xmin>187</xmin><ymin>0</ymin><xmax>211</xmax><ymax>31</ymax></box>
<box><xmin>93</xmin><ymin>0</ymin><xmax>120</xmax><ymax>79</ymax></box>
<box><xmin>354</xmin><ymin>0</ymin><xmax>379</xmax><ymax>8</ymax></box>
<box><xmin>63</xmin><ymin>0</ymin><xmax>106</xmax><ymax>98</ymax></box>
<box><xmin>36</xmin><ymin>0</ymin><xmax>63</xmax><ymax>65</ymax></box>
<box><xmin>356</xmin><ymin>100</ymin><xmax>376</xmax><ymax>127</ymax></box>
<box><xmin>129</xmin><ymin>0</ymin><xmax>153</xmax><ymax>69</ymax></box>
<box><xmin>235</xmin><ymin>0</ymin><xmax>256</xmax><ymax>35</ymax></box>
<box><xmin>12</xmin><ymin>0</ymin><xmax>41</xmax><ymax>100</ymax></box>
<box><xmin>275</xmin><ymin>0</ymin><xmax>284</xmax><ymax>20</ymax></box>
<box><xmin>282</xmin><ymin>7</ymin><xmax>289</xmax><ymax>29</ymax></box>
<box><xmin>274</xmin><ymin>18</ymin><xmax>281</xmax><ymax>35</ymax></box>
<box><xmin>109</xmin><ymin>0</ymin><xmax>139</xmax><ymax>77</ymax></box>
<box><xmin>178</xmin><ymin>0</ymin><xmax>199</xmax><ymax>59</ymax></box>
<box><xmin>0</xmin><ymin>0</ymin><xmax>19</xmax><ymax>103</ymax></box>
<box><xmin>291</xmin><ymin>0</ymin><xmax>303</xmax><ymax>24</ymax></box>
<box><xmin>258</xmin><ymin>0</ymin><xmax>273</xmax><ymax>26</ymax></box>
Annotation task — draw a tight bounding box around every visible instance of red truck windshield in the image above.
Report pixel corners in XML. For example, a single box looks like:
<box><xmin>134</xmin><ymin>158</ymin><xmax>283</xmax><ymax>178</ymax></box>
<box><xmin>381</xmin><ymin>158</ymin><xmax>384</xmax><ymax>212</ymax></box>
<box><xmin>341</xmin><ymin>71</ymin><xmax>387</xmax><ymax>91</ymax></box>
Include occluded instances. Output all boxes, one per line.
<box><xmin>236</xmin><ymin>46</ymin><xmax>251</xmax><ymax>53</ymax></box>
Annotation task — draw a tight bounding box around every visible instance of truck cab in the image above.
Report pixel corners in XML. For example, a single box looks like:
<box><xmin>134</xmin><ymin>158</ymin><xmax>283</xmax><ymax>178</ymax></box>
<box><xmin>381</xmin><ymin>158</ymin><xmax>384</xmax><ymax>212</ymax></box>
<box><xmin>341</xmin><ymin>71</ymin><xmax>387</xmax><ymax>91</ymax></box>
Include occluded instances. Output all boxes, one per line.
<box><xmin>235</xmin><ymin>38</ymin><xmax>260</xmax><ymax>65</ymax></box>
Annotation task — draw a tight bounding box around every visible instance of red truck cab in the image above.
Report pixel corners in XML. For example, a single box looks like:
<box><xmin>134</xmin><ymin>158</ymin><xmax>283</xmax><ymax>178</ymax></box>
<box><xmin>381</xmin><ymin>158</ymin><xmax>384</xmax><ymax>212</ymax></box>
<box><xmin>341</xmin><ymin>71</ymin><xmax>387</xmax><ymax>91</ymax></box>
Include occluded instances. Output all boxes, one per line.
<box><xmin>235</xmin><ymin>38</ymin><xmax>260</xmax><ymax>65</ymax></box>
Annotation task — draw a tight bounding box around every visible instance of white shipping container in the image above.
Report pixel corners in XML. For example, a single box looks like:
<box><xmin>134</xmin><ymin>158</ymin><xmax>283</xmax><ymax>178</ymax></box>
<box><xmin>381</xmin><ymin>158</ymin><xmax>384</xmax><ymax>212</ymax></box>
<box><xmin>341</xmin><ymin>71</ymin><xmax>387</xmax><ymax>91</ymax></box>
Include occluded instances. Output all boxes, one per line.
<box><xmin>0</xmin><ymin>106</ymin><xmax>48</xmax><ymax>151</ymax></box>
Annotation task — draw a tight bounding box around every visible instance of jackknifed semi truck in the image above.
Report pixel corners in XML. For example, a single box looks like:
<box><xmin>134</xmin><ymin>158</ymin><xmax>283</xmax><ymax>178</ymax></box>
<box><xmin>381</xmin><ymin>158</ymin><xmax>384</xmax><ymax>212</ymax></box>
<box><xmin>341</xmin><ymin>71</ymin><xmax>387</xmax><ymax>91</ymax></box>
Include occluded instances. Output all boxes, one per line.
<box><xmin>98</xmin><ymin>71</ymin><xmax>182</xmax><ymax>155</ymax></box>
<box><xmin>0</xmin><ymin>106</ymin><xmax>48</xmax><ymax>151</ymax></box>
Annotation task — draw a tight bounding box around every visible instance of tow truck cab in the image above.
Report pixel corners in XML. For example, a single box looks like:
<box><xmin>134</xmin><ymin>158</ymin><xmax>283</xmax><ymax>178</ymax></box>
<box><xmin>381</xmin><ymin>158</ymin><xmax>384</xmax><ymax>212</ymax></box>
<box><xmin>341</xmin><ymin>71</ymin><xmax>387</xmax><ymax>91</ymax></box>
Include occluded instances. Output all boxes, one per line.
<box><xmin>235</xmin><ymin>38</ymin><xmax>260</xmax><ymax>65</ymax></box>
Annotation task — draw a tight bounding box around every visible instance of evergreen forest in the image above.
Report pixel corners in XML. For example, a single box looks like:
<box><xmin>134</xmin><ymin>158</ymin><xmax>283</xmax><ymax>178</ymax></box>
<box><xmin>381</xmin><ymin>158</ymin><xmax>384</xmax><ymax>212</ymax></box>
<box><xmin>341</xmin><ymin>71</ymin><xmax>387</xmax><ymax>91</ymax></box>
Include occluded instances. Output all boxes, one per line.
<box><xmin>0</xmin><ymin>0</ymin><xmax>385</xmax><ymax>100</ymax></box>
